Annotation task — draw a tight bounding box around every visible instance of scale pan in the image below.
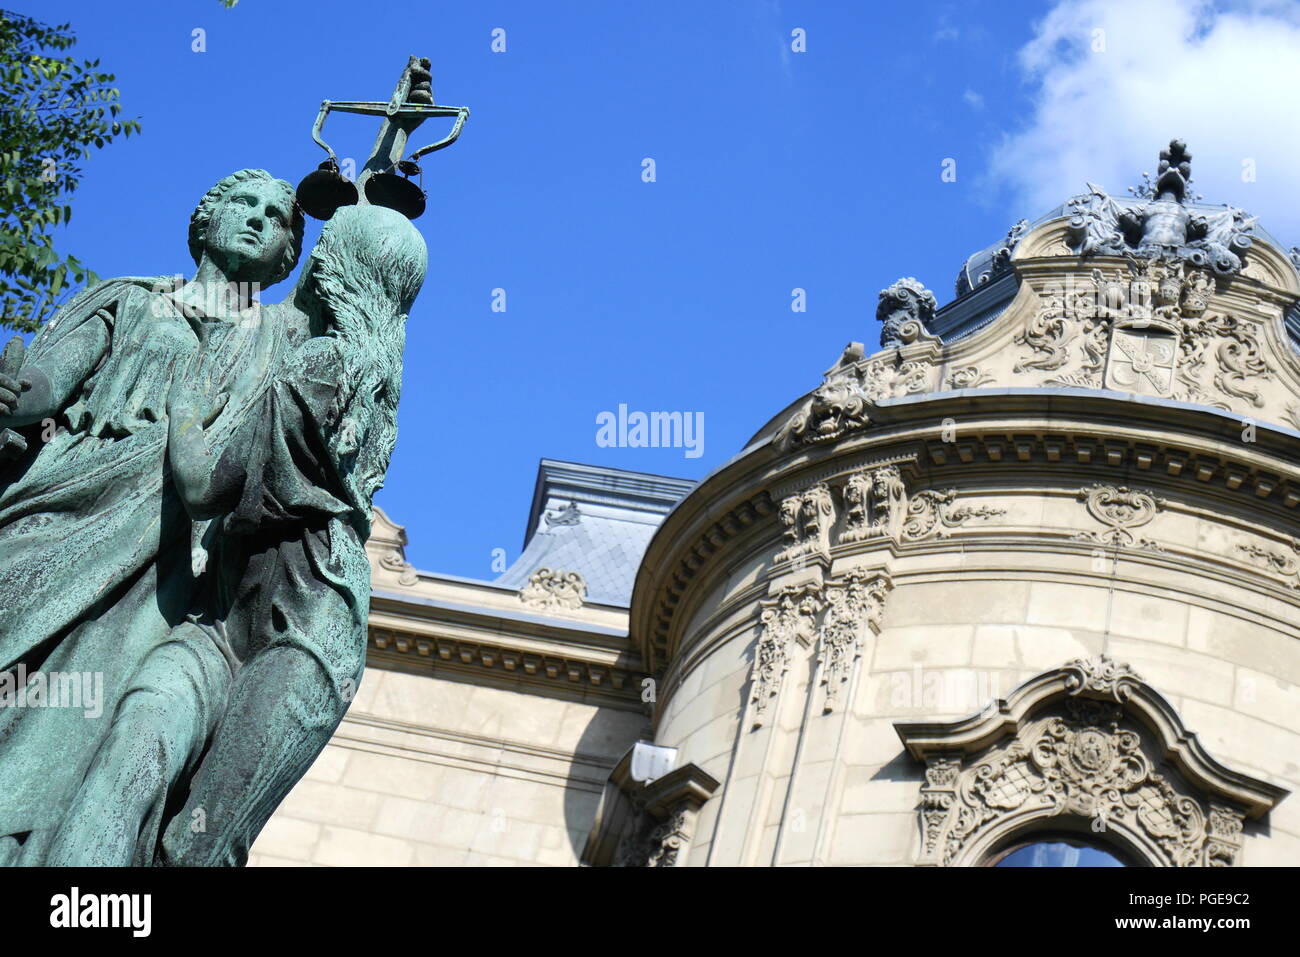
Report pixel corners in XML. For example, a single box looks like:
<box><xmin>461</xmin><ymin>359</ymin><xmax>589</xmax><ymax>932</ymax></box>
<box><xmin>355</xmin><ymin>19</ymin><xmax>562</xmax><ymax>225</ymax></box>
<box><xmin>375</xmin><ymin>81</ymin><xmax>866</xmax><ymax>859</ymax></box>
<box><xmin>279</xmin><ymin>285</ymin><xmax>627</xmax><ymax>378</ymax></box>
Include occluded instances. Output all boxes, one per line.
<box><xmin>365</xmin><ymin>173</ymin><xmax>426</xmax><ymax>220</ymax></box>
<box><xmin>297</xmin><ymin>162</ymin><xmax>359</xmax><ymax>220</ymax></box>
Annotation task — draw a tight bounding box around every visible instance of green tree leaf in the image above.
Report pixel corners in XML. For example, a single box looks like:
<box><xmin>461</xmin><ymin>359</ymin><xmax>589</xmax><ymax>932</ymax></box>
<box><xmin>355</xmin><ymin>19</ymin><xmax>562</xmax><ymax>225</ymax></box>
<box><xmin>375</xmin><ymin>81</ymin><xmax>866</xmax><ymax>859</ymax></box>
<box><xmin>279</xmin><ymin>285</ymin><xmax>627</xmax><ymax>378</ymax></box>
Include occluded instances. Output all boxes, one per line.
<box><xmin>0</xmin><ymin>8</ymin><xmax>141</xmax><ymax>331</ymax></box>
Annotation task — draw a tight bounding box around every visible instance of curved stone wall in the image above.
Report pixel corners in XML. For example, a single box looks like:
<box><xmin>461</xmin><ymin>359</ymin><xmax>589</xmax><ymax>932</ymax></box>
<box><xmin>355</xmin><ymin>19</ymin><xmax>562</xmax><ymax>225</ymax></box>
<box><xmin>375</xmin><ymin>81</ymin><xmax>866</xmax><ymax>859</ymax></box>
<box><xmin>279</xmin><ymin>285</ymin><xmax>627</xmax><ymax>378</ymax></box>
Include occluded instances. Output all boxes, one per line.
<box><xmin>631</xmin><ymin>228</ymin><xmax>1300</xmax><ymax>867</ymax></box>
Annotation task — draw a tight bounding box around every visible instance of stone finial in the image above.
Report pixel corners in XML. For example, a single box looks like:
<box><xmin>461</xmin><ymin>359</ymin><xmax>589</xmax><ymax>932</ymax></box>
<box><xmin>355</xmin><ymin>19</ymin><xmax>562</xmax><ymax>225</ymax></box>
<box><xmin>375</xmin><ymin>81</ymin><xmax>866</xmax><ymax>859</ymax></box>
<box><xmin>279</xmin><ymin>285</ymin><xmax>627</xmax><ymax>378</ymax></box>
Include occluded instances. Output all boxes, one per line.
<box><xmin>877</xmin><ymin>277</ymin><xmax>937</xmax><ymax>349</ymax></box>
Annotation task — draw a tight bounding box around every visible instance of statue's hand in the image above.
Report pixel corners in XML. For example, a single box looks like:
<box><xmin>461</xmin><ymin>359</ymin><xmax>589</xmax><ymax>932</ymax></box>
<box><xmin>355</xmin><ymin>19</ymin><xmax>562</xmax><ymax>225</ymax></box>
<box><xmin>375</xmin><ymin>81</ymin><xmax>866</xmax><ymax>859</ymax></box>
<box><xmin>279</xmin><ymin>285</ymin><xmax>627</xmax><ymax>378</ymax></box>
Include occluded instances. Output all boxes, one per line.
<box><xmin>166</xmin><ymin>379</ymin><xmax>229</xmax><ymax>431</ymax></box>
<box><xmin>0</xmin><ymin>334</ymin><xmax>30</xmax><ymax>418</ymax></box>
<box><xmin>0</xmin><ymin>372</ymin><xmax>31</xmax><ymax>418</ymax></box>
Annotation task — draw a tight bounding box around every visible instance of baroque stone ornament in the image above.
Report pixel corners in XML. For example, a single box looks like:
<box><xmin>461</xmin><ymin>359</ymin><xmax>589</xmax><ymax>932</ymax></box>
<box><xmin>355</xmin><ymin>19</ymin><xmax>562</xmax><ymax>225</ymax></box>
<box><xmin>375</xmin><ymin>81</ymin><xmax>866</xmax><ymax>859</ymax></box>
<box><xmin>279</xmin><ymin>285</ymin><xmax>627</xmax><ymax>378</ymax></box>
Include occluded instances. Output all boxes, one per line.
<box><xmin>957</xmin><ymin>219</ymin><xmax>1030</xmax><ymax>296</ymax></box>
<box><xmin>616</xmin><ymin>803</ymin><xmax>690</xmax><ymax>867</ymax></box>
<box><xmin>520</xmin><ymin>568</ymin><xmax>588</xmax><ymax>610</ymax></box>
<box><xmin>778</xmin><ymin>344</ymin><xmax>876</xmax><ymax>448</ymax></box>
<box><xmin>774</xmin><ymin>485</ymin><xmax>834</xmax><ymax>563</ymax></box>
<box><xmin>1175</xmin><ymin>312</ymin><xmax>1272</xmax><ymax>409</ymax></box>
<box><xmin>818</xmin><ymin>569</ymin><xmax>891</xmax><ymax>712</ymax></box>
<box><xmin>1073</xmin><ymin>484</ymin><xmax>1165</xmax><ymax>550</ymax></box>
<box><xmin>378</xmin><ymin>550</ymin><xmax>420</xmax><ymax>586</ymax></box>
<box><xmin>544</xmin><ymin>500</ymin><xmax>582</xmax><ymax>528</ymax></box>
<box><xmin>896</xmin><ymin>658</ymin><xmax>1288</xmax><ymax>867</ymax></box>
<box><xmin>841</xmin><ymin>465</ymin><xmax>905</xmax><ymax>542</ymax></box>
<box><xmin>1236</xmin><ymin>539</ymin><xmax>1300</xmax><ymax>590</ymax></box>
<box><xmin>750</xmin><ymin>582</ymin><xmax>824</xmax><ymax>728</ymax></box>
<box><xmin>1063</xmin><ymin>654</ymin><xmax>1142</xmax><ymax>702</ymax></box>
<box><xmin>839</xmin><ymin>466</ymin><xmax>1002</xmax><ymax>546</ymax></box>
<box><xmin>1066</xmin><ymin>140</ymin><xmax>1256</xmax><ymax>277</ymax></box>
<box><xmin>584</xmin><ymin>758</ymin><xmax>720</xmax><ymax>868</ymax></box>
<box><xmin>900</xmin><ymin>489</ymin><xmax>1006</xmax><ymax>542</ymax></box>
<box><xmin>945</xmin><ymin>365</ymin><xmax>995</xmax><ymax>389</ymax></box>
<box><xmin>779</xmin><ymin>287</ymin><xmax>944</xmax><ymax>449</ymax></box>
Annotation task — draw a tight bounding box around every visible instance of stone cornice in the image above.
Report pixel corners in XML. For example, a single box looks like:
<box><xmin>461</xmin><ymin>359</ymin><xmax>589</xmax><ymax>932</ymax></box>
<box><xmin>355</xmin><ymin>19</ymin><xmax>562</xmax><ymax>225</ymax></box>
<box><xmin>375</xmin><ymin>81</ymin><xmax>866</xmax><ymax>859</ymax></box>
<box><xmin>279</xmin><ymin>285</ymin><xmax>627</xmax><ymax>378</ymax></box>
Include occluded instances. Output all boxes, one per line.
<box><xmin>632</xmin><ymin>387</ymin><xmax>1300</xmax><ymax>675</ymax></box>
<box><xmin>366</xmin><ymin>591</ymin><xmax>648</xmax><ymax>711</ymax></box>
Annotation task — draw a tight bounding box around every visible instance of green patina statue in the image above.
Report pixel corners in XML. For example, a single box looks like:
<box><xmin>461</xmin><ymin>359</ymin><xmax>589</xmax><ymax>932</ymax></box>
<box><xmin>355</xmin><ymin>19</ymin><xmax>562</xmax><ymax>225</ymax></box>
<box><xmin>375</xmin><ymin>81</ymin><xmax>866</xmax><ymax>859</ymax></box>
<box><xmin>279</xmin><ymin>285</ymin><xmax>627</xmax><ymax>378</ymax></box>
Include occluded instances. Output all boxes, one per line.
<box><xmin>0</xmin><ymin>58</ymin><xmax>459</xmax><ymax>866</ymax></box>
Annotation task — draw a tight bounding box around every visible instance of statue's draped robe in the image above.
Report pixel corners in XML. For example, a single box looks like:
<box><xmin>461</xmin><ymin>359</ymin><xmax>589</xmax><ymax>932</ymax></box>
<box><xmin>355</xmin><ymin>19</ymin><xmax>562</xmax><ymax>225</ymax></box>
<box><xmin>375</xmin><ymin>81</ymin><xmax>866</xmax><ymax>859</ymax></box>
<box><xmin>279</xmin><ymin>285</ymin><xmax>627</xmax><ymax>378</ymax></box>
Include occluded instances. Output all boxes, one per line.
<box><xmin>0</xmin><ymin>278</ymin><xmax>287</xmax><ymax>865</ymax></box>
<box><xmin>159</xmin><ymin>334</ymin><xmax>376</xmax><ymax>866</ymax></box>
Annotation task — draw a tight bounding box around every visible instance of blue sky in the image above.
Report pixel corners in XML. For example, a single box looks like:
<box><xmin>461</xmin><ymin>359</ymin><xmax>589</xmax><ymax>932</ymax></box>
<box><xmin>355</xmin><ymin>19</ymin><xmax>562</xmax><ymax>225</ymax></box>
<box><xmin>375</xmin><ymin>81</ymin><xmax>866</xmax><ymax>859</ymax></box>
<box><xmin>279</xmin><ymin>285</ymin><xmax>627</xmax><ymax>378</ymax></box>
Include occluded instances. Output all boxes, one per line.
<box><xmin>17</xmin><ymin>0</ymin><xmax>1300</xmax><ymax>580</ymax></box>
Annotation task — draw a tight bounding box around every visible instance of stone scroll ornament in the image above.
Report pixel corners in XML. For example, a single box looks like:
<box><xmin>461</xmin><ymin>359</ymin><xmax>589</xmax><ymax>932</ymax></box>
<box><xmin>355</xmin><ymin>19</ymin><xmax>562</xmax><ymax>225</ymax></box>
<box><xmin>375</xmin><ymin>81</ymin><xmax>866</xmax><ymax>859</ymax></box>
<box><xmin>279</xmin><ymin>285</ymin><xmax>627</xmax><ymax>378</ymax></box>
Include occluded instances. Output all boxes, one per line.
<box><xmin>0</xmin><ymin>58</ymin><xmax>466</xmax><ymax>867</ymax></box>
<box><xmin>520</xmin><ymin>568</ymin><xmax>588</xmax><ymax>611</ymax></box>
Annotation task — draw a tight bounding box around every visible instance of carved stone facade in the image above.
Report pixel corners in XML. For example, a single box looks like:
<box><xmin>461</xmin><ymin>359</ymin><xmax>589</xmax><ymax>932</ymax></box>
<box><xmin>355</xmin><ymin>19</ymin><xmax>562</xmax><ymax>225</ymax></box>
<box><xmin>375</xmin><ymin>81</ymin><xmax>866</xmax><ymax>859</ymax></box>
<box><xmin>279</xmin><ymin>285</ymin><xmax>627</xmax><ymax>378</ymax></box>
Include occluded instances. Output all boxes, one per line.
<box><xmin>897</xmin><ymin>657</ymin><xmax>1283</xmax><ymax>867</ymax></box>
<box><xmin>626</xmin><ymin>140</ymin><xmax>1299</xmax><ymax>868</ymax></box>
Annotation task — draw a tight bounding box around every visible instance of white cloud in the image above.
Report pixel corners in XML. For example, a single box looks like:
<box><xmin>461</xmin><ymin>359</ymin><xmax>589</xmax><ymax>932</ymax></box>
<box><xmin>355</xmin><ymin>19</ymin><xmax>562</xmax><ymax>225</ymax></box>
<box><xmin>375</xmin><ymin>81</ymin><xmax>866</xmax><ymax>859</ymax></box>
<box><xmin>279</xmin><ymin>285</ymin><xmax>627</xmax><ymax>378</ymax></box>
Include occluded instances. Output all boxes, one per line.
<box><xmin>989</xmin><ymin>0</ymin><xmax>1300</xmax><ymax>246</ymax></box>
<box><xmin>963</xmin><ymin>89</ymin><xmax>986</xmax><ymax>110</ymax></box>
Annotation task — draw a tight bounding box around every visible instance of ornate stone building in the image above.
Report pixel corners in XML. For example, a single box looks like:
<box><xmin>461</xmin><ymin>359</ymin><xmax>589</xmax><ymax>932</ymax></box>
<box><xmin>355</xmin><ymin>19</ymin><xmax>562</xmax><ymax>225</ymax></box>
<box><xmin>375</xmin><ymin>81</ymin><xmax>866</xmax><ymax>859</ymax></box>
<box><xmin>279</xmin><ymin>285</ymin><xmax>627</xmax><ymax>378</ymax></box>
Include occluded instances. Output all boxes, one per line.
<box><xmin>256</xmin><ymin>141</ymin><xmax>1299</xmax><ymax>866</ymax></box>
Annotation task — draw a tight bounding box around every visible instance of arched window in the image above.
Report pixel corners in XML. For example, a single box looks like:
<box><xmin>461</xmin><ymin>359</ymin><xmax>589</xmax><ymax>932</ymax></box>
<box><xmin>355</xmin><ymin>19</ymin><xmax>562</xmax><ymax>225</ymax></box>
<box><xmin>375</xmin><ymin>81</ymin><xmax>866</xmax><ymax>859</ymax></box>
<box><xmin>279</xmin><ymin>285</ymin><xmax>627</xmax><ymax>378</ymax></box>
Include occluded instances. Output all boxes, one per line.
<box><xmin>988</xmin><ymin>834</ymin><xmax>1130</xmax><ymax>867</ymax></box>
<box><xmin>894</xmin><ymin>656</ymin><xmax>1287</xmax><ymax>867</ymax></box>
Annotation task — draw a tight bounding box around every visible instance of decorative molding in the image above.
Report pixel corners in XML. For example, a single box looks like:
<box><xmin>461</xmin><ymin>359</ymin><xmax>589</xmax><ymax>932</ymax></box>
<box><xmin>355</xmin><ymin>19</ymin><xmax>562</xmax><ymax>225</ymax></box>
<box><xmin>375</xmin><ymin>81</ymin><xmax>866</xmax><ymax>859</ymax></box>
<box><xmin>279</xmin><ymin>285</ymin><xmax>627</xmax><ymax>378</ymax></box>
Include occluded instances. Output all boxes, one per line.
<box><xmin>1176</xmin><ymin>313</ymin><xmax>1273</xmax><ymax>409</ymax></box>
<box><xmin>946</xmin><ymin>365</ymin><xmax>996</xmax><ymax>389</ymax></box>
<box><xmin>583</xmin><ymin>750</ymin><xmax>720</xmax><ymax>868</ymax></box>
<box><xmin>367</xmin><ymin>625</ymin><xmax>642</xmax><ymax>704</ymax></box>
<box><xmin>896</xmin><ymin>656</ymin><xmax>1289</xmax><ymax>867</ymax></box>
<box><xmin>1236</xmin><ymin>538</ymin><xmax>1300</xmax><ymax>589</ymax></box>
<box><xmin>778</xmin><ymin>348</ymin><xmax>877</xmax><ymax>449</ymax></box>
<box><xmin>818</xmin><ymin>569</ymin><xmax>891</xmax><ymax>712</ymax></box>
<box><xmin>646</xmin><ymin>491</ymin><xmax>772</xmax><ymax>673</ymax></box>
<box><xmin>750</xmin><ymin>582</ymin><xmax>824</xmax><ymax>728</ymax></box>
<box><xmin>1073</xmin><ymin>484</ymin><xmax>1165</xmax><ymax>551</ymax></box>
<box><xmin>543</xmin><ymin>500</ymin><xmax>582</xmax><ymax>528</ymax></box>
<box><xmin>840</xmin><ymin>466</ymin><xmax>1003</xmax><ymax>546</ymax></box>
<box><xmin>957</xmin><ymin>219</ymin><xmax>1030</xmax><ymax>296</ymax></box>
<box><xmin>366</xmin><ymin>506</ymin><xmax>420</xmax><ymax>586</ymax></box>
<box><xmin>901</xmin><ymin>489</ymin><xmax>1006</xmax><ymax>543</ymax></box>
<box><xmin>378</xmin><ymin>551</ymin><xmax>419</xmax><ymax>586</ymax></box>
<box><xmin>520</xmin><ymin>567</ymin><xmax>587</xmax><ymax>611</ymax></box>
<box><xmin>774</xmin><ymin>485</ymin><xmax>834</xmax><ymax>563</ymax></box>
<box><xmin>1063</xmin><ymin>653</ymin><xmax>1142</xmax><ymax>701</ymax></box>
<box><xmin>1067</xmin><ymin>140</ymin><xmax>1256</xmax><ymax>278</ymax></box>
<box><xmin>842</xmin><ymin>465</ymin><xmax>905</xmax><ymax>543</ymax></box>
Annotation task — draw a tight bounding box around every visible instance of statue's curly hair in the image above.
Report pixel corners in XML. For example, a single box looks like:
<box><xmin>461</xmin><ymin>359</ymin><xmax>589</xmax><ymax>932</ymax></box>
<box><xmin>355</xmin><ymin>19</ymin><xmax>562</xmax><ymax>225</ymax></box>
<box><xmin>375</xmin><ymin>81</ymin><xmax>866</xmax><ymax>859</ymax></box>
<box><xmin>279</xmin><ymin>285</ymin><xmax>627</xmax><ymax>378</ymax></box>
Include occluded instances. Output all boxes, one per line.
<box><xmin>306</xmin><ymin>204</ymin><xmax>427</xmax><ymax>514</ymax></box>
<box><xmin>187</xmin><ymin>169</ymin><xmax>304</xmax><ymax>286</ymax></box>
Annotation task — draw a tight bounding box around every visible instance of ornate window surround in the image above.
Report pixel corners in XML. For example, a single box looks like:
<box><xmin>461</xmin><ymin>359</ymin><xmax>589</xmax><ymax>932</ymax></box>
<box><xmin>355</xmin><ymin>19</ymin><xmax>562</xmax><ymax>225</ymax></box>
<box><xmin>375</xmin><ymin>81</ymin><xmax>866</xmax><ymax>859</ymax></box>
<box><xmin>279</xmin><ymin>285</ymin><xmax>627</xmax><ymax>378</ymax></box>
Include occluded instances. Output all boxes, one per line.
<box><xmin>895</xmin><ymin>656</ymin><xmax>1289</xmax><ymax>867</ymax></box>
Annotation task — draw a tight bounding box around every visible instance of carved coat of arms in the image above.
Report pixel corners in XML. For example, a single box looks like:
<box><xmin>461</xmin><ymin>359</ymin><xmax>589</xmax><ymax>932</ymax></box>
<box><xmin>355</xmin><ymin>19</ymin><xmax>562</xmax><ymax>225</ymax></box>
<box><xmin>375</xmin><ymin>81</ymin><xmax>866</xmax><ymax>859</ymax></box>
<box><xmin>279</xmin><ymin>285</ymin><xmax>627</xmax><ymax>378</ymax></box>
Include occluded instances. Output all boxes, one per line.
<box><xmin>1105</xmin><ymin>328</ymin><xmax>1178</xmax><ymax>396</ymax></box>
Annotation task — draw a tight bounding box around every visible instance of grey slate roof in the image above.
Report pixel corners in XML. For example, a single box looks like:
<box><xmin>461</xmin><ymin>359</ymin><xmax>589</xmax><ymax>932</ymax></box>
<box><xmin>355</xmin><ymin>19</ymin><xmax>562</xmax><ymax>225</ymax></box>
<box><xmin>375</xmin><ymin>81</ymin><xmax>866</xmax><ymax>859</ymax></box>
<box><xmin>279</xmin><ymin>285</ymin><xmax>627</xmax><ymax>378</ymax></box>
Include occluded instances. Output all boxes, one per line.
<box><xmin>493</xmin><ymin>460</ymin><xmax>696</xmax><ymax>608</ymax></box>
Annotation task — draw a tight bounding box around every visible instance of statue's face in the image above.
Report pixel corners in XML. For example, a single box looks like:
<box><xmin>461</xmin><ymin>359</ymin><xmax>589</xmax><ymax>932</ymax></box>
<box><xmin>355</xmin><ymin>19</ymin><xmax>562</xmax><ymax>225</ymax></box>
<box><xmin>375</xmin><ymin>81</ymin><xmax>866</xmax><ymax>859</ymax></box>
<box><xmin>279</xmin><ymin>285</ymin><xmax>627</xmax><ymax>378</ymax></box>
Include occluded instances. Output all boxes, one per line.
<box><xmin>205</xmin><ymin>180</ymin><xmax>293</xmax><ymax>284</ymax></box>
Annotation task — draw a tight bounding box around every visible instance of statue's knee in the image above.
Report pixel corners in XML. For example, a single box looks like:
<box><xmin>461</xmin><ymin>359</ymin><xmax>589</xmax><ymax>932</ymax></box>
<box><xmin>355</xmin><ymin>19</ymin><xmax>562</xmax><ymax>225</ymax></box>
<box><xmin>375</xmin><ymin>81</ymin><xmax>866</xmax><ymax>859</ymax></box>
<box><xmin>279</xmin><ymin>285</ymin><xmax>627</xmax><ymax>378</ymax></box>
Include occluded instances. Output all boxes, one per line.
<box><xmin>112</xmin><ymin>686</ymin><xmax>175</xmax><ymax>728</ymax></box>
